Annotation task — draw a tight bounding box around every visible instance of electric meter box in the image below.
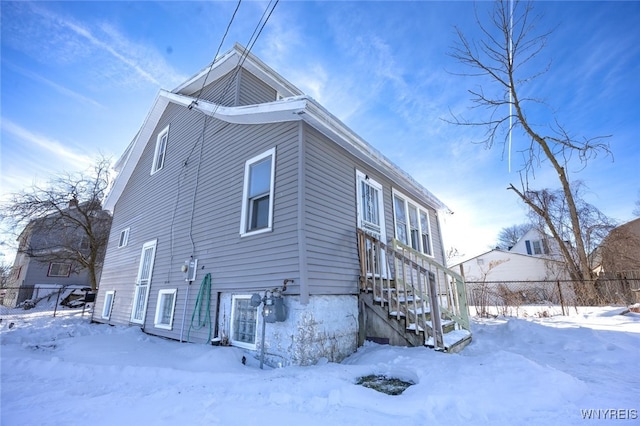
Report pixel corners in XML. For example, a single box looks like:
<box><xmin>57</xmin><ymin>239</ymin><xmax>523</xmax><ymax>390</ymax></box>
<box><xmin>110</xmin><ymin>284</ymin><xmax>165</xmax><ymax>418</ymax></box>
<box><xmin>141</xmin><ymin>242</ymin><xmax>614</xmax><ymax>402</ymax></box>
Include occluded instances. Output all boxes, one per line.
<box><xmin>183</xmin><ymin>258</ymin><xmax>198</xmax><ymax>282</ymax></box>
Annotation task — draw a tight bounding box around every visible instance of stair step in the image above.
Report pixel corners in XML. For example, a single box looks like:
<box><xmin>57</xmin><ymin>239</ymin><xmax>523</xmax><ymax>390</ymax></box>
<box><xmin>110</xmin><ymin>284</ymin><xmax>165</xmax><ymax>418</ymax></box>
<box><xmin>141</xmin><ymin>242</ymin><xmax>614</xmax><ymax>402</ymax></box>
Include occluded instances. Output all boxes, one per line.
<box><xmin>426</xmin><ymin>329</ymin><xmax>472</xmax><ymax>352</ymax></box>
<box><xmin>389</xmin><ymin>306</ymin><xmax>431</xmax><ymax>316</ymax></box>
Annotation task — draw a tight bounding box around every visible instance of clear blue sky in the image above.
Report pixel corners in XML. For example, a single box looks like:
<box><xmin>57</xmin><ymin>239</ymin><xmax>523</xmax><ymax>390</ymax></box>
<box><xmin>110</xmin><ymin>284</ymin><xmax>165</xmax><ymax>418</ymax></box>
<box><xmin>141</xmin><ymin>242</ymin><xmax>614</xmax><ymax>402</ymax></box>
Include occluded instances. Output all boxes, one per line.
<box><xmin>1</xmin><ymin>1</ymin><xmax>639</xmax><ymax>262</ymax></box>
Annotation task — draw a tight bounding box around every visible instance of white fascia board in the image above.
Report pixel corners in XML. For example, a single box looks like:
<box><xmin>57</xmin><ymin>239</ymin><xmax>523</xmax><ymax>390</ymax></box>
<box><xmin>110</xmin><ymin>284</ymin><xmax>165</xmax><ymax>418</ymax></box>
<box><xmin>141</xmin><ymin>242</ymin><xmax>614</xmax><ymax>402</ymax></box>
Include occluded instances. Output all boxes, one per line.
<box><xmin>162</xmin><ymin>91</ymin><xmax>308</xmax><ymax>124</ymax></box>
<box><xmin>104</xmin><ymin>89</ymin><xmax>449</xmax><ymax>214</ymax></box>
<box><xmin>103</xmin><ymin>94</ymin><xmax>170</xmax><ymax>212</ymax></box>
<box><xmin>172</xmin><ymin>44</ymin><xmax>303</xmax><ymax>98</ymax></box>
<box><xmin>172</xmin><ymin>51</ymin><xmax>239</xmax><ymax>95</ymax></box>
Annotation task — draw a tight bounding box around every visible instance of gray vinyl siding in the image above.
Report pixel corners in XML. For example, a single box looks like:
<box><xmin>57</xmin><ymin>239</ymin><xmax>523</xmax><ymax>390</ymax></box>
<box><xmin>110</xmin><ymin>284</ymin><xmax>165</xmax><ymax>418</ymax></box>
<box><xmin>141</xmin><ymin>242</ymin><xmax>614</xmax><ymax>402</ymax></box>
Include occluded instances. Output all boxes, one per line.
<box><xmin>301</xmin><ymin>124</ymin><xmax>446</xmax><ymax>295</ymax></box>
<box><xmin>196</xmin><ymin>72</ymin><xmax>239</xmax><ymax>107</ymax></box>
<box><xmin>97</xmin><ymin>63</ymin><xmax>448</xmax><ymax>341</ymax></box>
<box><xmin>189</xmin><ymin>69</ymin><xmax>276</xmax><ymax>107</ymax></box>
<box><xmin>237</xmin><ymin>69</ymin><xmax>277</xmax><ymax>106</ymax></box>
<box><xmin>96</xmin><ymin>98</ymin><xmax>301</xmax><ymax>342</ymax></box>
<box><xmin>303</xmin><ymin>126</ymin><xmax>360</xmax><ymax>294</ymax></box>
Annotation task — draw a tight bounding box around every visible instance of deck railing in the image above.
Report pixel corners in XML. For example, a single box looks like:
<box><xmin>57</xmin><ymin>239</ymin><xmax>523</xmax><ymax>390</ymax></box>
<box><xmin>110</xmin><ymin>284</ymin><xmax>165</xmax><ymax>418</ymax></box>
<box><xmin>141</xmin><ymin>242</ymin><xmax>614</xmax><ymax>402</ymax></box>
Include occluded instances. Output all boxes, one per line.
<box><xmin>357</xmin><ymin>229</ymin><xmax>471</xmax><ymax>350</ymax></box>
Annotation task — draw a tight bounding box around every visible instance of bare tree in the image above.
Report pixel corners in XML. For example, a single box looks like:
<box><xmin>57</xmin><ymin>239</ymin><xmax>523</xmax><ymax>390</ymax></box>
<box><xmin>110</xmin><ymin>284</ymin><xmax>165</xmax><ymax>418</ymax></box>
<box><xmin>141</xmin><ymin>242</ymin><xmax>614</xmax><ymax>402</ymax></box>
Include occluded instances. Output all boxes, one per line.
<box><xmin>496</xmin><ymin>223</ymin><xmax>532</xmax><ymax>250</ymax></box>
<box><xmin>0</xmin><ymin>263</ymin><xmax>10</xmax><ymax>288</ymax></box>
<box><xmin>1</xmin><ymin>157</ymin><xmax>113</xmax><ymax>291</ymax></box>
<box><xmin>445</xmin><ymin>246</ymin><xmax>465</xmax><ymax>265</ymax></box>
<box><xmin>449</xmin><ymin>1</ymin><xmax>612</xmax><ymax>302</ymax></box>
<box><xmin>524</xmin><ymin>182</ymin><xmax>616</xmax><ymax>269</ymax></box>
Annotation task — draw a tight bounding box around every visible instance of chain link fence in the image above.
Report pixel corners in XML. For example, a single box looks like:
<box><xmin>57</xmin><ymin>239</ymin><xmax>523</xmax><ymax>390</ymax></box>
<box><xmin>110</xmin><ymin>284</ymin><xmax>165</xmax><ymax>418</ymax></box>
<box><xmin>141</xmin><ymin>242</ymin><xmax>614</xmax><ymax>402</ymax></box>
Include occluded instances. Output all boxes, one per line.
<box><xmin>0</xmin><ymin>285</ymin><xmax>96</xmax><ymax>321</ymax></box>
<box><xmin>466</xmin><ymin>270</ymin><xmax>640</xmax><ymax>318</ymax></box>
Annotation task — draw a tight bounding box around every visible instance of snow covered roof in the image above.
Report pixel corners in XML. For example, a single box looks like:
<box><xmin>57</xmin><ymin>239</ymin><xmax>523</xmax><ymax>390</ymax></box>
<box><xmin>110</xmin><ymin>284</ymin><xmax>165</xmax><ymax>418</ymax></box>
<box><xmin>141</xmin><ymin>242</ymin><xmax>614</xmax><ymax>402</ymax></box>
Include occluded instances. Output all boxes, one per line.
<box><xmin>104</xmin><ymin>44</ymin><xmax>448</xmax><ymax>212</ymax></box>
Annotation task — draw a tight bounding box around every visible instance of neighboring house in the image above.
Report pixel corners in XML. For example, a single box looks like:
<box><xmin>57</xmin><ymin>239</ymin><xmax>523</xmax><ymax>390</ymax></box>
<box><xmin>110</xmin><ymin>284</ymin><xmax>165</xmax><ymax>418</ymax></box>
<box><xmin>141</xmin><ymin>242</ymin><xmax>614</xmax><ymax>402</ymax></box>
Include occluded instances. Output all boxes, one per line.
<box><xmin>509</xmin><ymin>228</ymin><xmax>561</xmax><ymax>259</ymax></box>
<box><xmin>597</xmin><ymin>217</ymin><xmax>640</xmax><ymax>273</ymax></box>
<box><xmin>94</xmin><ymin>44</ymin><xmax>470</xmax><ymax>367</ymax></box>
<box><xmin>453</xmin><ymin>248</ymin><xmax>568</xmax><ymax>283</ymax></box>
<box><xmin>3</xmin><ymin>200</ymin><xmax>107</xmax><ymax>307</ymax></box>
<box><xmin>452</xmin><ymin>228</ymin><xmax>571</xmax><ymax>308</ymax></box>
<box><xmin>454</xmin><ymin>228</ymin><xmax>568</xmax><ymax>282</ymax></box>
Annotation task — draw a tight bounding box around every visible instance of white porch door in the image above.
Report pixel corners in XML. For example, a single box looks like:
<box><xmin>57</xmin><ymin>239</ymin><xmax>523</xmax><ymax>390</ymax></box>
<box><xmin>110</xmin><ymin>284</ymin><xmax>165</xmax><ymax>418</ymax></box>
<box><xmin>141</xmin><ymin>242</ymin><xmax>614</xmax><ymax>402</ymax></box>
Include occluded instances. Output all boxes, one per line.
<box><xmin>356</xmin><ymin>171</ymin><xmax>388</xmax><ymax>277</ymax></box>
<box><xmin>130</xmin><ymin>239</ymin><xmax>157</xmax><ymax>324</ymax></box>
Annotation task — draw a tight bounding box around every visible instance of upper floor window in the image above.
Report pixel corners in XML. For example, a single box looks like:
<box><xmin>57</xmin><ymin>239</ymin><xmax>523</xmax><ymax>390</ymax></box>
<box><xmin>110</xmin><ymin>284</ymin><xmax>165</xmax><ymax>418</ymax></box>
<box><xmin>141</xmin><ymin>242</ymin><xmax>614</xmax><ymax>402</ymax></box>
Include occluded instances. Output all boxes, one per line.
<box><xmin>79</xmin><ymin>236</ymin><xmax>90</xmax><ymax>250</ymax></box>
<box><xmin>151</xmin><ymin>125</ymin><xmax>169</xmax><ymax>174</ymax></box>
<box><xmin>240</xmin><ymin>148</ymin><xmax>275</xmax><ymax>236</ymax></box>
<box><xmin>525</xmin><ymin>239</ymin><xmax>549</xmax><ymax>255</ymax></box>
<box><xmin>118</xmin><ymin>227</ymin><xmax>130</xmax><ymax>248</ymax></box>
<box><xmin>392</xmin><ymin>190</ymin><xmax>433</xmax><ymax>256</ymax></box>
<box><xmin>48</xmin><ymin>262</ymin><xmax>71</xmax><ymax>277</ymax></box>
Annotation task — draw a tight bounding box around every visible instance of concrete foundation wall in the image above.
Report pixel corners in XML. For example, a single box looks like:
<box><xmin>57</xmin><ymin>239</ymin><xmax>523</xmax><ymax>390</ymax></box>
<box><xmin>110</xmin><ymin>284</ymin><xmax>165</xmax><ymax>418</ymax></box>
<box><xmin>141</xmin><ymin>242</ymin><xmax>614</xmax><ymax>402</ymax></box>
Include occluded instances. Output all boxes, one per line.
<box><xmin>218</xmin><ymin>294</ymin><xmax>359</xmax><ymax>367</ymax></box>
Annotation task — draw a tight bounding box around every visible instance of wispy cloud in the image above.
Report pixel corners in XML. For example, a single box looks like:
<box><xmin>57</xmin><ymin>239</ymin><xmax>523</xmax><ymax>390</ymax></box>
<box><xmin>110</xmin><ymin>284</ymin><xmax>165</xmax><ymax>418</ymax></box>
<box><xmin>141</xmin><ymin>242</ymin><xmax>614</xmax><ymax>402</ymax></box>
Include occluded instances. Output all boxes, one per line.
<box><xmin>3</xmin><ymin>2</ymin><xmax>186</xmax><ymax>89</ymax></box>
<box><xmin>5</xmin><ymin>62</ymin><xmax>104</xmax><ymax>109</ymax></box>
<box><xmin>2</xmin><ymin>119</ymin><xmax>93</xmax><ymax>169</ymax></box>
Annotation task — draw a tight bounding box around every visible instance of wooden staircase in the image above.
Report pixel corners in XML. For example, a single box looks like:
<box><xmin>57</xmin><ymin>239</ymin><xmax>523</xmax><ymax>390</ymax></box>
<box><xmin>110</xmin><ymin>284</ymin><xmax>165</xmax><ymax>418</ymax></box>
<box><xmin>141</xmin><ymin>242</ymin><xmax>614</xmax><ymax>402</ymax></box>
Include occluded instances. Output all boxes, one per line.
<box><xmin>357</xmin><ymin>229</ymin><xmax>472</xmax><ymax>352</ymax></box>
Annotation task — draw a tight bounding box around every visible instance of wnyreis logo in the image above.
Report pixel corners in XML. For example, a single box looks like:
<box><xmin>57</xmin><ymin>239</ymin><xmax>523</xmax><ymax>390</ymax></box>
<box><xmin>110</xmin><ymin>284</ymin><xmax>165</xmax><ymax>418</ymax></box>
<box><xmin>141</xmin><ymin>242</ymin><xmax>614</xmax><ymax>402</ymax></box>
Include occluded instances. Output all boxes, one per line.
<box><xmin>581</xmin><ymin>409</ymin><xmax>638</xmax><ymax>420</ymax></box>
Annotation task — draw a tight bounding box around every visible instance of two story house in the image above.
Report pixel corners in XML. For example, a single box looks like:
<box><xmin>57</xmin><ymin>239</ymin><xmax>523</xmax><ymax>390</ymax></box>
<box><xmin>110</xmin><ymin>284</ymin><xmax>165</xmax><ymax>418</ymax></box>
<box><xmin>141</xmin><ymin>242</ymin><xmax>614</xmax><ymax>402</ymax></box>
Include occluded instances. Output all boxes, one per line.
<box><xmin>94</xmin><ymin>44</ymin><xmax>470</xmax><ymax>366</ymax></box>
<box><xmin>4</xmin><ymin>199</ymin><xmax>110</xmax><ymax>307</ymax></box>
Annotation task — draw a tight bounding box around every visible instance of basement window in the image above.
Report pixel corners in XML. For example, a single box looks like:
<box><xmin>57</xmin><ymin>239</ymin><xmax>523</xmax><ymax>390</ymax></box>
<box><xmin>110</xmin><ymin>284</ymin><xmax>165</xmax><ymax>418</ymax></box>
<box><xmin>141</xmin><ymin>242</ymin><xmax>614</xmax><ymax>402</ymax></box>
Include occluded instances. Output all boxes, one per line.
<box><xmin>154</xmin><ymin>289</ymin><xmax>177</xmax><ymax>330</ymax></box>
<box><xmin>102</xmin><ymin>291</ymin><xmax>115</xmax><ymax>320</ymax></box>
<box><xmin>230</xmin><ymin>295</ymin><xmax>258</xmax><ymax>350</ymax></box>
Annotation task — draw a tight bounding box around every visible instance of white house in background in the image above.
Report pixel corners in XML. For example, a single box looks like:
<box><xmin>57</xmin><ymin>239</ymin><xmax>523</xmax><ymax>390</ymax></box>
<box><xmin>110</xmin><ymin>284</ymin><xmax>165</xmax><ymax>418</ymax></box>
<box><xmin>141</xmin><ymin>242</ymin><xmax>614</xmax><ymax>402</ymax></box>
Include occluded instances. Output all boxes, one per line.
<box><xmin>452</xmin><ymin>228</ymin><xmax>568</xmax><ymax>282</ymax></box>
<box><xmin>453</xmin><ymin>249</ymin><xmax>568</xmax><ymax>283</ymax></box>
<box><xmin>509</xmin><ymin>228</ymin><xmax>562</xmax><ymax>259</ymax></box>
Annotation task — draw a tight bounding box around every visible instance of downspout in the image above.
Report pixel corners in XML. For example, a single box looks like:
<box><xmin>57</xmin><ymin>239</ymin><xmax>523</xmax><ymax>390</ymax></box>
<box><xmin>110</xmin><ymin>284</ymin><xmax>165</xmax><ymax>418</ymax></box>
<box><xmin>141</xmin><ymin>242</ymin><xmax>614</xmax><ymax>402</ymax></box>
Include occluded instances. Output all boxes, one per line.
<box><xmin>297</xmin><ymin>121</ymin><xmax>309</xmax><ymax>304</ymax></box>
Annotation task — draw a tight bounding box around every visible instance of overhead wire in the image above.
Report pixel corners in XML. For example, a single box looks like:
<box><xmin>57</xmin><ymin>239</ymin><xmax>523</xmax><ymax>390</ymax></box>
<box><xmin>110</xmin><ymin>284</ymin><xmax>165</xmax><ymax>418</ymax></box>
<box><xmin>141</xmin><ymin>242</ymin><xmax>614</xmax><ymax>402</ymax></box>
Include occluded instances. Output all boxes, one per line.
<box><xmin>175</xmin><ymin>0</ymin><xmax>280</xmax><ymax>343</ymax></box>
<box><xmin>193</xmin><ymin>0</ymin><xmax>243</xmax><ymax>103</ymax></box>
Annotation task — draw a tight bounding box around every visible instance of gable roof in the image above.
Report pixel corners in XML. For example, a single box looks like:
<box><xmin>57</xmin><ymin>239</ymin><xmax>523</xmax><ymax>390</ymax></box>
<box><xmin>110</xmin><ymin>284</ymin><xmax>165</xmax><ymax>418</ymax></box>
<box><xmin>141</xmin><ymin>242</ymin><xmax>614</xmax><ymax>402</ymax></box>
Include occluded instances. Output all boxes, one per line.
<box><xmin>104</xmin><ymin>44</ymin><xmax>448</xmax><ymax>213</ymax></box>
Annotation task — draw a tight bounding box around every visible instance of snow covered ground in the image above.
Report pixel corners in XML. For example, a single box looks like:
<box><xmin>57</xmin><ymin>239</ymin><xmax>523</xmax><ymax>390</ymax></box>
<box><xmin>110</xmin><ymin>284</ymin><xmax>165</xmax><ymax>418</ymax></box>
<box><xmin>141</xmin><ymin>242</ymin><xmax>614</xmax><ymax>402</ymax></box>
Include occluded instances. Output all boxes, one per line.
<box><xmin>1</xmin><ymin>306</ymin><xmax>638</xmax><ymax>426</ymax></box>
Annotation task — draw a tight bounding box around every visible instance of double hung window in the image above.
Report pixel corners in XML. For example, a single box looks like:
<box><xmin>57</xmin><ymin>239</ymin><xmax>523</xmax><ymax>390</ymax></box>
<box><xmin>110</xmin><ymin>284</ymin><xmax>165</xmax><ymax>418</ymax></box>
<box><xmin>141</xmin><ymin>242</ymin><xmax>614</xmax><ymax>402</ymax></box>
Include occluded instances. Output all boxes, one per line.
<box><xmin>392</xmin><ymin>190</ymin><xmax>433</xmax><ymax>256</ymax></box>
<box><xmin>240</xmin><ymin>148</ymin><xmax>275</xmax><ymax>236</ymax></box>
<box><xmin>48</xmin><ymin>262</ymin><xmax>71</xmax><ymax>277</ymax></box>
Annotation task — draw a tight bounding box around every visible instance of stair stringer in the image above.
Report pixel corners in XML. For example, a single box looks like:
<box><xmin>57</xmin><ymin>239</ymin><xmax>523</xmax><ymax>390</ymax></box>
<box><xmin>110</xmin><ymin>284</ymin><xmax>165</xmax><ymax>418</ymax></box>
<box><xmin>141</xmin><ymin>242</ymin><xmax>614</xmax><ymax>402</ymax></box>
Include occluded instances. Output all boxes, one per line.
<box><xmin>358</xmin><ymin>292</ymin><xmax>424</xmax><ymax>347</ymax></box>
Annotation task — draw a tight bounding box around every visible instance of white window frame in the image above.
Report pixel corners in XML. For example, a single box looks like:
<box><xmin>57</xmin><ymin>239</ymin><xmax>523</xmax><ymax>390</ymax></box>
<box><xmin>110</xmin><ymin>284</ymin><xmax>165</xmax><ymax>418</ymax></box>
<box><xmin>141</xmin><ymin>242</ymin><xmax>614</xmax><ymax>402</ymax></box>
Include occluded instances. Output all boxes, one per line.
<box><xmin>118</xmin><ymin>227</ymin><xmax>130</xmax><ymax>248</ymax></box>
<box><xmin>230</xmin><ymin>295</ymin><xmax>259</xmax><ymax>350</ymax></box>
<box><xmin>48</xmin><ymin>262</ymin><xmax>71</xmax><ymax>277</ymax></box>
<box><xmin>239</xmin><ymin>148</ymin><xmax>276</xmax><ymax>237</ymax></box>
<box><xmin>102</xmin><ymin>291</ymin><xmax>115</xmax><ymax>320</ymax></box>
<box><xmin>532</xmin><ymin>240</ymin><xmax>543</xmax><ymax>255</ymax></box>
<box><xmin>151</xmin><ymin>125</ymin><xmax>169</xmax><ymax>175</ymax></box>
<box><xmin>154</xmin><ymin>289</ymin><xmax>177</xmax><ymax>330</ymax></box>
<box><xmin>392</xmin><ymin>189</ymin><xmax>434</xmax><ymax>257</ymax></box>
<box><xmin>355</xmin><ymin>170</ymin><xmax>386</xmax><ymax>240</ymax></box>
